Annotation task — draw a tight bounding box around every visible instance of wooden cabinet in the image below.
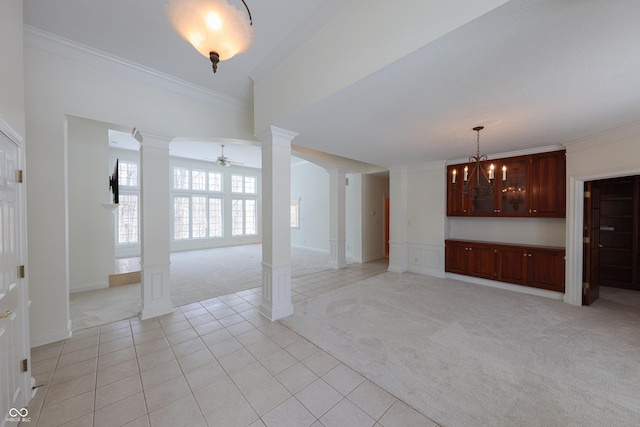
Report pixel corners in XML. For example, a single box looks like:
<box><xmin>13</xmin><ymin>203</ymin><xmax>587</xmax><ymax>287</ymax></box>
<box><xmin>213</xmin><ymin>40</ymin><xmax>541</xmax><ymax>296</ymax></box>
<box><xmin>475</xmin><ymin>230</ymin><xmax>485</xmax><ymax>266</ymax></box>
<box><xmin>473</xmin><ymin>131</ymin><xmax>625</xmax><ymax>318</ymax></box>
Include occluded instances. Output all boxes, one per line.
<box><xmin>530</xmin><ymin>151</ymin><xmax>566</xmax><ymax>217</ymax></box>
<box><xmin>447</xmin><ymin>164</ymin><xmax>469</xmax><ymax>215</ymax></box>
<box><xmin>447</xmin><ymin>150</ymin><xmax>565</xmax><ymax>218</ymax></box>
<box><xmin>445</xmin><ymin>240</ymin><xmax>496</xmax><ymax>280</ymax></box>
<box><xmin>446</xmin><ymin>239</ymin><xmax>565</xmax><ymax>292</ymax></box>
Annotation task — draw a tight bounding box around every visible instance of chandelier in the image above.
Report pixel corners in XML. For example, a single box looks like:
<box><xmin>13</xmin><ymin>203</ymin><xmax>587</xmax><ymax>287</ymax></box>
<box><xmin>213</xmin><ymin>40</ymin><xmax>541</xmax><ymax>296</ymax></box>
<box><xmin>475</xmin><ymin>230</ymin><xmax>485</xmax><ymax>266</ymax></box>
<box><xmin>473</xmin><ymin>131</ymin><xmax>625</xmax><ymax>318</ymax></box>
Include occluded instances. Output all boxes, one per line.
<box><xmin>166</xmin><ymin>0</ymin><xmax>254</xmax><ymax>73</ymax></box>
<box><xmin>451</xmin><ymin>126</ymin><xmax>507</xmax><ymax>206</ymax></box>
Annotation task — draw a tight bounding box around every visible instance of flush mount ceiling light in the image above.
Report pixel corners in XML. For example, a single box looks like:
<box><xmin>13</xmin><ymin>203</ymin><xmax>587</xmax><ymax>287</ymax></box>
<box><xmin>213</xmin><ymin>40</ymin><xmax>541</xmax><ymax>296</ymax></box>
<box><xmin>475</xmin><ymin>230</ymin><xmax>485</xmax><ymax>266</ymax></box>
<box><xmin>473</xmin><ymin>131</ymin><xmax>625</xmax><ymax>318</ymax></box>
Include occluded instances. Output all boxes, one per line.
<box><xmin>166</xmin><ymin>0</ymin><xmax>254</xmax><ymax>73</ymax></box>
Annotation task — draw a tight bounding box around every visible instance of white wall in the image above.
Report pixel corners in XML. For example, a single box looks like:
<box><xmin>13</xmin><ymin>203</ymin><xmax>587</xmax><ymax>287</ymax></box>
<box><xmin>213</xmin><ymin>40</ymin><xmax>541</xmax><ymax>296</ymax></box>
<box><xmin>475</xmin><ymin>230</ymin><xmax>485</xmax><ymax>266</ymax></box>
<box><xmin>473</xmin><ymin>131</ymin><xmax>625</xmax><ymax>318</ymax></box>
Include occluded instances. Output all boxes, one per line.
<box><xmin>0</xmin><ymin>0</ymin><xmax>25</xmax><ymax>137</ymax></box>
<box><xmin>346</xmin><ymin>174</ymin><xmax>362</xmax><ymax>260</ymax></box>
<box><xmin>404</xmin><ymin>162</ymin><xmax>447</xmax><ymax>275</ymax></box>
<box><xmin>291</xmin><ymin>161</ymin><xmax>329</xmax><ymax>252</ymax></box>
<box><xmin>68</xmin><ymin>117</ymin><xmax>113</xmax><ymax>293</ymax></box>
<box><xmin>448</xmin><ymin>217</ymin><xmax>566</xmax><ymax>247</ymax></box>
<box><xmin>24</xmin><ymin>30</ymin><xmax>254</xmax><ymax>346</ymax></box>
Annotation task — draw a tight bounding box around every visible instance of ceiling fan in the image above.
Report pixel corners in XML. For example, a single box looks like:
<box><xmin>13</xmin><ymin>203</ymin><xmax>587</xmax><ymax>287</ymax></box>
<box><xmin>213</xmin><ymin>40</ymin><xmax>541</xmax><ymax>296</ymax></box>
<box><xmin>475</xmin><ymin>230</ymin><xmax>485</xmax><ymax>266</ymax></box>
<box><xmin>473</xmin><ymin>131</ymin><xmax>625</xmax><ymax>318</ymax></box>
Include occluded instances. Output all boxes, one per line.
<box><xmin>217</xmin><ymin>144</ymin><xmax>232</xmax><ymax>167</ymax></box>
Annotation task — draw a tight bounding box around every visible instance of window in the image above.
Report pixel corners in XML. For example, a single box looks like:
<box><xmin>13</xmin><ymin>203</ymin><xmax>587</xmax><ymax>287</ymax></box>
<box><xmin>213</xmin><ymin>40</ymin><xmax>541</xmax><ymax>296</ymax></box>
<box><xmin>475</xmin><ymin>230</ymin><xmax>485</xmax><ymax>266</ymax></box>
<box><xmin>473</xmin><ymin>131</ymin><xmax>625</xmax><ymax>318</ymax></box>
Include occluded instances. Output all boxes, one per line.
<box><xmin>231</xmin><ymin>174</ymin><xmax>256</xmax><ymax>194</ymax></box>
<box><xmin>174</xmin><ymin>167</ymin><xmax>189</xmax><ymax>190</ymax></box>
<box><xmin>174</xmin><ymin>196</ymin><xmax>190</xmax><ymax>240</ymax></box>
<box><xmin>118</xmin><ymin>195</ymin><xmax>139</xmax><ymax>243</ymax></box>
<box><xmin>192</xmin><ymin>170</ymin><xmax>206</xmax><ymax>191</ymax></box>
<box><xmin>232</xmin><ymin>199</ymin><xmax>257</xmax><ymax>236</ymax></box>
<box><xmin>117</xmin><ymin>160</ymin><xmax>139</xmax><ymax>245</ymax></box>
<box><xmin>209</xmin><ymin>172</ymin><xmax>222</xmax><ymax>192</ymax></box>
<box><xmin>209</xmin><ymin>198</ymin><xmax>223</xmax><ymax>237</ymax></box>
<box><xmin>118</xmin><ymin>161</ymin><xmax>138</xmax><ymax>186</ymax></box>
<box><xmin>291</xmin><ymin>200</ymin><xmax>300</xmax><ymax>228</ymax></box>
<box><xmin>172</xmin><ymin>166</ymin><xmax>227</xmax><ymax>240</ymax></box>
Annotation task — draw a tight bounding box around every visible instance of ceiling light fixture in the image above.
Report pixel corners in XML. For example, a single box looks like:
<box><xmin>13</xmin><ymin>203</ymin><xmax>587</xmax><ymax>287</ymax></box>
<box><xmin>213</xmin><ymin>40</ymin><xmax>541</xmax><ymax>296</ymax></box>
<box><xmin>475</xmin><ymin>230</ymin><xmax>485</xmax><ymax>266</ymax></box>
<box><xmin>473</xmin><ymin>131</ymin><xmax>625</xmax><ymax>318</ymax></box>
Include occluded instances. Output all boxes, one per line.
<box><xmin>451</xmin><ymin>126</ymin><xmax>507</xmax><ymax>205</ymax></box>
<box><xmin>166</xmin><ymin>0</ymin><xmax>254</xmax><ymax>73</ymax></box>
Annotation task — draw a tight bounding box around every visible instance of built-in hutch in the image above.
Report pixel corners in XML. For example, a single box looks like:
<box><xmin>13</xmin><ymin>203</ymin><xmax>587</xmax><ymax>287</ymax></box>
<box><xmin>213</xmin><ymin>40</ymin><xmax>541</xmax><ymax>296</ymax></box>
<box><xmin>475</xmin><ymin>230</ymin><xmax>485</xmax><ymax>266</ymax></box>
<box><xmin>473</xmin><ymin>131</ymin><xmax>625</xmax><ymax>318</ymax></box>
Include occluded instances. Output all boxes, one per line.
<box><xmin>445</xmin><ymin>149</ymin><xmax>566</xmax><ymax>292</ymax></box>
<box><xmin>447</xmin><ymin>150</ymin><xmax>565</xmax><ymax>217</ymax></box>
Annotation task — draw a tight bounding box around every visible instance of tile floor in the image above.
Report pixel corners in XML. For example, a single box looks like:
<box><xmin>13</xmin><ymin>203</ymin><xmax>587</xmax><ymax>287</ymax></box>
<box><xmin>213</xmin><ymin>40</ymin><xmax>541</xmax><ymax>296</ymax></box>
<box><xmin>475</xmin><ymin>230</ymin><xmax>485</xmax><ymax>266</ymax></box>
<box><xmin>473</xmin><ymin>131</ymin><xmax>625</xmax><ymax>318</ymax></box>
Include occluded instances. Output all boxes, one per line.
<box><xmin>27</xmin><ymin>262</ymin><xmax>439</xmax><ymax>426</ymax></box>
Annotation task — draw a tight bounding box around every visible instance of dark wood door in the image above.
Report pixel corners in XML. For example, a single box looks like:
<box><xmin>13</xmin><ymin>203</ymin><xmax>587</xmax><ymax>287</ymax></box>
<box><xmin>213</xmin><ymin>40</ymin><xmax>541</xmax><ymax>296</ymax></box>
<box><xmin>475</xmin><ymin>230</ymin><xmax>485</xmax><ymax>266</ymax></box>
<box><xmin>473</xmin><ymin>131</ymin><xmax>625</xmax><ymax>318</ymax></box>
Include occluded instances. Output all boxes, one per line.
<box><xmin>468</xmin><ymin>244</ymin><xmax>496</xmax><ymax>280</ymax></box>
<box><xmin>527</xmin><ymin>248</ymin><xmax>565</xmax><ymax>292</ymax></box>
<box><xmin>497</xmin><ymin>246</ymin><xmax>527</xmax><ymax>285</ymax></box>
<box><xmin>499</xmin><ymin>157</ymin><xmax>528</xmax><ymax>216</ymax></box>
<box><xmin>583</xmin><ymin>181</ymin><xmax>600</xmax><ymax>304</ymax></box>
<box><xmin>445</xmin><ymin>241</ymin><xmax>468</xmax><ymax>274</ymax></box>
<box><xmin>447</xmin><ymin>164</ymin><xmax>468</xmax><ymax>215</ymax></box>
<box><xmin>530</xmin><ymin>151</ymin><xmax>566</xmax><ymax>217</ymax></box>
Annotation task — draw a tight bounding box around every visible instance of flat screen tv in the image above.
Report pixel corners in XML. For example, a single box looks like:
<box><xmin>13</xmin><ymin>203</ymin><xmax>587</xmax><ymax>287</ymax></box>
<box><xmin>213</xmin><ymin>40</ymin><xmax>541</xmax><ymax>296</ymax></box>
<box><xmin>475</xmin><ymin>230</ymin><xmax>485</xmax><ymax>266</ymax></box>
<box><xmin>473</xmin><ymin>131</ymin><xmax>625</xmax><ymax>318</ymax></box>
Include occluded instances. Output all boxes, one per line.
<box><xmin>108</xmin><ymin>159</ymin><xmax>119</xmax><ymax>204</ymax></box>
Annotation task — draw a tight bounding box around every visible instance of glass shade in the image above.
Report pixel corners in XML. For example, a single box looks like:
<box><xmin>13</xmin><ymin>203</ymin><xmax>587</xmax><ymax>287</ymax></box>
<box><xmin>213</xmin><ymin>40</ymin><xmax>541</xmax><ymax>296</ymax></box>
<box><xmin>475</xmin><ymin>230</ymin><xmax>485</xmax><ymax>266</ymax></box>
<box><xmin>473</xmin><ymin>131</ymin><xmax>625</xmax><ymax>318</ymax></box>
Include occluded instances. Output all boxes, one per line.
<box><xmin>166</xmin><ymin>0</ymin><xmax>254</xmax><ymax>61</ymax></box>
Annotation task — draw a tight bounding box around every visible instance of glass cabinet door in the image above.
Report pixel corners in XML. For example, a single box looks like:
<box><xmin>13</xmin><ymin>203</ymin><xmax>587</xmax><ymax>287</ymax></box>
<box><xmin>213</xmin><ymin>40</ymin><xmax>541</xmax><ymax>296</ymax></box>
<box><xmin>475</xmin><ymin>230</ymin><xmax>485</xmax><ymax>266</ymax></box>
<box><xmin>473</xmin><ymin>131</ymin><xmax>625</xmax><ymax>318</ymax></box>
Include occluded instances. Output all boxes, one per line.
<box><xmin>500</xmin><ymin>157</ymin><xmax>528</xmax><ymax>215</ymax></box>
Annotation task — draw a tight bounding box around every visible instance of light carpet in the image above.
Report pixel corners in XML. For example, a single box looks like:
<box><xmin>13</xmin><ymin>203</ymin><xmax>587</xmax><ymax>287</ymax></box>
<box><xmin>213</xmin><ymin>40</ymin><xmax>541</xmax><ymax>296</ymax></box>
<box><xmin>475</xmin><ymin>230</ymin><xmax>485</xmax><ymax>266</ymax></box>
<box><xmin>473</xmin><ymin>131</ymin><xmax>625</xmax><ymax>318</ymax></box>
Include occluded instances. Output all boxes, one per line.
<box><xmin>281</xmin><ymin>271</ymin><xmax>640</xmax><ymax>427</ymax></box>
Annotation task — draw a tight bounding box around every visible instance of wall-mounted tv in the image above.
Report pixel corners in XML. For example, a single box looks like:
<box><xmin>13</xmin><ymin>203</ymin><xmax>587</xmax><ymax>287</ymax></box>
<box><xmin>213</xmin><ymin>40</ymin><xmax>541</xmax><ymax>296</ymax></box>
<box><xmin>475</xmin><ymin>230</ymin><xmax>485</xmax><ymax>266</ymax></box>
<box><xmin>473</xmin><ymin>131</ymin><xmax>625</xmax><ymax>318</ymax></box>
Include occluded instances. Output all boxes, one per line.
<box><xmin>108</xmin><ymin>159</ymin><xmax>119</xmax><ymax>204</ymax></box>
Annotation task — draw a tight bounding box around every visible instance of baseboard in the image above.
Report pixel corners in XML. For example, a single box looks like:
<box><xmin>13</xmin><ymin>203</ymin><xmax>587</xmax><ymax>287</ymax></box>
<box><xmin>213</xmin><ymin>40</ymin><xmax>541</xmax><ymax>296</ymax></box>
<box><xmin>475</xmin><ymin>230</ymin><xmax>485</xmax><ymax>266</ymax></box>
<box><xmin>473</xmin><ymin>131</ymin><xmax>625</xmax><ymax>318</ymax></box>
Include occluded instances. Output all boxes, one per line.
<box><xmin>445</xmin><ymin>273</ymin><xmax>565</xmax><ymax>300</ymax></box>
<box><xmin>30</xmin><ymin>327</ymin><xmax>72</xmax><ymax>348</ymax></box>
<box><xmin>69</xmin><ymin>281</ymin><xmax>108</xmax><ymax>294</ymax></box>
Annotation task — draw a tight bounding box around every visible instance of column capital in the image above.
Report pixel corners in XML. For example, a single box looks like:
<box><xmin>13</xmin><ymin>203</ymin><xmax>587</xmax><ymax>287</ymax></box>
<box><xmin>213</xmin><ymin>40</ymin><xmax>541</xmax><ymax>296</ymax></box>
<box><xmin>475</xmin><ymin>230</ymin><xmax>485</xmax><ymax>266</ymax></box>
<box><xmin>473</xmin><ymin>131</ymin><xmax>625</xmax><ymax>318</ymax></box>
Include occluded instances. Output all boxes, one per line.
<box><xmin>138</xmin><ymin>131</ymin><xmax>172</xmax><ymax>151</ymax></box>
<box><xmin>256</xmin><ymin>126</ymin><xmax>298</xmax><ymax>147</ymax></box>
<box><xmin>326</xmin><ymin>168</ymin><xmax>348</xmax><ymax>177</ymax></box>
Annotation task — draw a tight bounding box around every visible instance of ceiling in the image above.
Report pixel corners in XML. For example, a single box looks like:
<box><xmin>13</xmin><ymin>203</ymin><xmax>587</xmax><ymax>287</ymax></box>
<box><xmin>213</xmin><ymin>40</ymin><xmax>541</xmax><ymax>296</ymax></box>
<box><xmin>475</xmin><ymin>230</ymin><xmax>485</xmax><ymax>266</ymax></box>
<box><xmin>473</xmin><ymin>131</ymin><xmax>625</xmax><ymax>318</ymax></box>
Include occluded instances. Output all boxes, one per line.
<box><xmin>23</xmin><ymin>0</ymin><xmax>640</xmax><ymax>170</ymax></box>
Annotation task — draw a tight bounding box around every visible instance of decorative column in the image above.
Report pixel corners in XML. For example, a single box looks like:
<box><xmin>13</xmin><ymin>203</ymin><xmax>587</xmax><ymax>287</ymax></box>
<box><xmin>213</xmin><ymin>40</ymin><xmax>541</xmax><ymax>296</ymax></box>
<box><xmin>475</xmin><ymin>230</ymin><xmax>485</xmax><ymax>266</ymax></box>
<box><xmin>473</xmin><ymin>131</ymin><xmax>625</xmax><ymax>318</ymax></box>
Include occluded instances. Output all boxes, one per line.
<box><xmin>388</xmin><ymin>166</ymin><xmax>409</xmax><ymax>273</ymax></box>
<box><xmin>139</xmin><ymin>134</ymin><xmax>173</xmax><ymax>320</ymax></box>
<box><xmin>258</xmin><ymin>127</ymin><xmax>297</xmax><ymax>320</ymax></box>
<box><xmin>328</xmin><ymin>168</ymin><xmax>348</xmax><ymax>269</ymax></box>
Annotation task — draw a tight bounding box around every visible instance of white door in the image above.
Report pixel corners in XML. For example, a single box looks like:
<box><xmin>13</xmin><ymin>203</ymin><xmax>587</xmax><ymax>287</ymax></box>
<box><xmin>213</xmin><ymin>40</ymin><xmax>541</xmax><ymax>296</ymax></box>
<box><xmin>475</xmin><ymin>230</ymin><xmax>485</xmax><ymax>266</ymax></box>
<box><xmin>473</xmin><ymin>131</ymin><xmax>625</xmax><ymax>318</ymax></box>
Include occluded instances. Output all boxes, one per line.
<box><xmin>0</xmin><ymin>132</ymin><xmax>28</xmax><ymax>426</ymax></box>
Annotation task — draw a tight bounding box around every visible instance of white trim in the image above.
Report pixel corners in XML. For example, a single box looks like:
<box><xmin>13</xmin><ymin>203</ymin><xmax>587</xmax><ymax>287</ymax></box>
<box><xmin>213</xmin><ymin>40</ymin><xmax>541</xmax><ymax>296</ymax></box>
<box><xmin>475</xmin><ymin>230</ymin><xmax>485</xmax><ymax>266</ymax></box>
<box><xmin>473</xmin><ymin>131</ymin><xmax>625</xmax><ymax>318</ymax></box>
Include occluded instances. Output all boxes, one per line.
<box><xmin>0</xmin><ymin>116</ymin><xmax>24</xmax><ymax>145</ymax></box>
<box><xmin>69</xmin><ymin>281</ymin><xmax>109</xmax><ymax>294</ymax></box>
<box><xmin>406</xmin><ymin>243</ymin><xmax>445</xmax><ymax>278</ymax></box>
<box><xmin>23</xmin><ymin>25</ymin><xmax>250</xmax><ymax>113</ymax></box>
<box><xmin>30</xmin><ymin>328</ymin><xmax>72</xmax><ymax>348</ymax></box>
<box><xmin>447</xmin><ymin>144</ymin><xmax>565</xmax><ymax>165</ymax></box>
<box><xmin>446</xmin><ymin>273</ymin><xmax>565</xmax><ymax>301</ymax></box>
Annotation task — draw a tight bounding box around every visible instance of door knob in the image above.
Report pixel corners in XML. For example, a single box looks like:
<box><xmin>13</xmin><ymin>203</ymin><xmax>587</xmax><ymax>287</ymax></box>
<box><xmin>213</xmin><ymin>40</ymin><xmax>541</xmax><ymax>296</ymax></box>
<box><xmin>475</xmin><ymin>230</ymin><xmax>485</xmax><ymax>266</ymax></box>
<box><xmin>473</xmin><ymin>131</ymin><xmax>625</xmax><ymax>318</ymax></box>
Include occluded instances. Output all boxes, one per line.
<box><xmin>0</xmin><ymin>310</ymin><xmax>12</xmax><ymax>319</ymax></box>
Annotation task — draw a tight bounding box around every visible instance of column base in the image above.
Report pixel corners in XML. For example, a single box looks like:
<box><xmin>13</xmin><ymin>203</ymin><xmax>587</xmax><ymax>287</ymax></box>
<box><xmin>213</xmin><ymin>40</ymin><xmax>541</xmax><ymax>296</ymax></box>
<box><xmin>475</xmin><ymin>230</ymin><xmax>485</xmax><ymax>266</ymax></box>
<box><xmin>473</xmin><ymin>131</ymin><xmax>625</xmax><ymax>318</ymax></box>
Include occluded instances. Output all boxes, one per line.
<box><xmin>140</xmin><ymin>262</ymin><xmax>173</xmax><ymax>320</ymax></box>
<box><xmin>259</xmin><ymin>262</ymin><xmax>294</xmax><ymax>321</ymax></box>
<box><xmin>329</xmin><ymin>239</ymin><xmax>348</xmax><ymax>269</ymax></box>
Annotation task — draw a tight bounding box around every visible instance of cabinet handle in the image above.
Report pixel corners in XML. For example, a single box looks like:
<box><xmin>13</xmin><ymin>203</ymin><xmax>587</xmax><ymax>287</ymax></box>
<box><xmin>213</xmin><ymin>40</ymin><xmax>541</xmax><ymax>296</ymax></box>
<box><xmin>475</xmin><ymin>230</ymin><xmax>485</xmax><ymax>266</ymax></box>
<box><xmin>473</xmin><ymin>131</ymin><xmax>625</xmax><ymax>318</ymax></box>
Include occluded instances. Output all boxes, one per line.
<box><xmin>528</xmin><ymin>253</ymin><xmax>532</xmax><ymax>257</ymax></box>
<box><xmin>533</xmin><ymin>209</ymin><xmax>537</xmax><ymax>213</ymax></box>
<box><xmin>523</xmin><ymin>253</ymin><xmax>527</xmax><ymax>256</ymax></box>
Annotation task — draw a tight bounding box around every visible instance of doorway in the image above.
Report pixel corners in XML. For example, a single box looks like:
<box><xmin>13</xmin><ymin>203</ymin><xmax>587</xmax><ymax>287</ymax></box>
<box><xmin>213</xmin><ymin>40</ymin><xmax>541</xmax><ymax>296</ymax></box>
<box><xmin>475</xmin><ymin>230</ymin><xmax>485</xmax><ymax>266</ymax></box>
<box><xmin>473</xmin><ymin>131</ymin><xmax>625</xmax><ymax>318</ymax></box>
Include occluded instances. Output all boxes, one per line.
<box><xmin>583</xmin><ymin>175</ymin><xmax>640</xmax><ymax>305</ymax></box>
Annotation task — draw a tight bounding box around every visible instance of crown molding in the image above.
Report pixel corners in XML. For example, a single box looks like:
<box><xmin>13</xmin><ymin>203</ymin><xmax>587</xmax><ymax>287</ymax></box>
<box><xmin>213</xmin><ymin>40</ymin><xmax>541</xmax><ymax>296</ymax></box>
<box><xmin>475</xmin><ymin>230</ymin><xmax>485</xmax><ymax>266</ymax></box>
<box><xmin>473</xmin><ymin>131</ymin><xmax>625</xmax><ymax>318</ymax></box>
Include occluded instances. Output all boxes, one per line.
<box><xmin>23</xmin><ymin>25</ymin><xmax>250</xmax><ymax>113</ymax></box>
<box><xmin>0</xmin><ymin>116</ymin><xmax>24</xmax><ymax>145</ymax></box>
<box><xmin>446</xmin><ymin>144</ymin><xmax>565</xmax><ymax>165</ymax></box>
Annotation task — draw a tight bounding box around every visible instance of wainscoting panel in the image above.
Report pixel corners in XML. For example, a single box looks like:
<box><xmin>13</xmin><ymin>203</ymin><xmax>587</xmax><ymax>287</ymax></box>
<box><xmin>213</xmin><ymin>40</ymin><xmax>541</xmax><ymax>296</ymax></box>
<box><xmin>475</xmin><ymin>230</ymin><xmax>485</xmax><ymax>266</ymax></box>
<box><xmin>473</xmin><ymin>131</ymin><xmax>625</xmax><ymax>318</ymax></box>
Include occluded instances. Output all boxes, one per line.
<box><xmin>406</xmin><ymin>243</ymin><xmax>445</xmax><ymax>278</ymax></box>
